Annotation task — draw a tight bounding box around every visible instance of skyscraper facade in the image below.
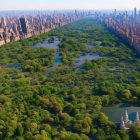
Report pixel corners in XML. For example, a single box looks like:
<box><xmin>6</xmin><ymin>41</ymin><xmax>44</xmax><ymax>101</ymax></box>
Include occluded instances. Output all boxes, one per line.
<box><xmin>20</xmin><ymin>17</ymin><xmax>28</xmax><ymax>34</ymax></box>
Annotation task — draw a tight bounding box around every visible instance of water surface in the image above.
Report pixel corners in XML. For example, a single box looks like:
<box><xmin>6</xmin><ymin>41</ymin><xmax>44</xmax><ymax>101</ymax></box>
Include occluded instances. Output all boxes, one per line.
<box><xmin>3</xmin><ymin>64</ymin><xmax>21</xmax><ymax>69</ymax></box>
<box><xmin>46</xmin><ymin>52</ymin><xmax>62</xmax><ymax>76</ymax></box>
<box><xmin>78</xmin><ymin>30</ymin><xmax>82</xmax><ymax>33</ymax></box>
<box><xmin>101</xmin><ymin>104</ymin><xmax>140</xmax><ymax>123</ymax></box>
<box><xmin>75</xmin><ymin>53</ymin><xmax>104</xmax><ymax>65</ymax></box>
<box><xmin>31</xmin><ymin>36</ymin><xmax>60</xmax><ymax>49</ymax></box>
<box><xmin>86</xmin><ymin>43</ymin><xmax>95</xmax><ymax>50</ymax></box>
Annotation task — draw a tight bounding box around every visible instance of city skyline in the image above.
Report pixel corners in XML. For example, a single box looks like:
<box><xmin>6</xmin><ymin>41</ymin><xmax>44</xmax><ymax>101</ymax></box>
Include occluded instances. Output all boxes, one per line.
<box><xmin>0</xmin><ymin>0</ymin><xmax>140</xmax><ymax>11</ymax></box>
<box><xmin>0</xmin><ymin>10</ymin><xmax>89</xmax><ymax>46</ymax></box>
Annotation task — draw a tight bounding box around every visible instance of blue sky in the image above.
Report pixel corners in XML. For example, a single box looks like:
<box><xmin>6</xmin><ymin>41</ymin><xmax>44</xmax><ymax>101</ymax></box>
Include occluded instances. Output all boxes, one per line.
<box><xmin>0</xmin><ymin>0</ymin><xmax>139</xmax><ymax>10</ymax></box>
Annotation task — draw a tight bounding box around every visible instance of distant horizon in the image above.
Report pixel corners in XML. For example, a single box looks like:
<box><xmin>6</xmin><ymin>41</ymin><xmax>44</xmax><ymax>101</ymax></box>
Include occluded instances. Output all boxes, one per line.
<box><xmin>0</xmin><ymin>0</ymin><xmax>139</xmax><ymax>11</ymax></box>
<box><xmin>0</xmin><ymin>9</ymin><xmax>139</xmax><ymax>12</ymax></box>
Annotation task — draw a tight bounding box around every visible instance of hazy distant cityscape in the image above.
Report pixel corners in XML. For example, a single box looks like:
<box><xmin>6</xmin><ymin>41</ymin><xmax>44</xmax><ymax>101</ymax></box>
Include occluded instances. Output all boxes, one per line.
<box><xmin>0</xmin><ymin>10</ymin><xmax>94</xmax><ymax>46</ymax></box>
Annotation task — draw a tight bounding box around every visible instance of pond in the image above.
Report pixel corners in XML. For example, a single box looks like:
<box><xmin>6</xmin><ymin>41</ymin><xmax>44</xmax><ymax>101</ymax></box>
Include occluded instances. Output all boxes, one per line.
<box><xmin>31</xmin><ymin>36</ymin><xmax>60</xmax><ymax>49</ymax></box>
<box><xmin>3</xmin><ymin>64</ymin><xmax>21</xmax><ymax>69</ymax></box>
<box><xmin>78</xmin><ymin>30</ymin><xmax>82</xmax><ymax>33</ymax></box>
<box><xmin>86</xmin><ymin>41</ymin><xmax>102</xmax><ymax>50</ymax></box>
<box><xmin>75</xmin><ymin>52</ymin><xmax>104</xmax><ymax>65</ymax></box>
<box><xmin>101</xmin><ymin>70</ymin><xmax>109</xmax><ymax>73</ymax></box>
<box><xmin>45</xmin><ymin>52</ymin><xmax>62</xmax><ymax>76</ymax></box>
<box><xmin>101</xmin><ymin>103</ymin><xmax>140</xmax><ymax>123</ymax></box>
<box><xmin>86</xmin><ymin>43</ymin><xmax>95</xmax><ymax>50</ymax></box>
<box><xmin>97</xmin><ymin>41</ymin><xmax>102</xmax><ymax>47</ymax></box>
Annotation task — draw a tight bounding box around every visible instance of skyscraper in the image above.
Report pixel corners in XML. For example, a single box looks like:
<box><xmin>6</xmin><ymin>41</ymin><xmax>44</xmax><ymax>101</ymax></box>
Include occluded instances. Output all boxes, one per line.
<box><xmin>134</xmin><ymin>8</ymin><xmax>137</xmax><ymax>21</ymax></box>
<box><xmin>1</xmin><ymin>17</ymin><xmax>7</xmax><ymax>28</ymax></box>
<box><xmin>114</xmin><ymin>9</ymin><xmax>116</xmax><ymax>16</ymax></box>
<box><xmin>75</xmin><ymin>10</ymin><xmax>78</xmax><ymax>17</ymax></box>
<box><xmin>20</xmin><ymin>17</ymin><xmax>28</xmax><ymax>34</ymax></box>
<box><xmin>125</xmin><ymin>11</ymin><xmax>128</xmax><ymax>17</ymax></box>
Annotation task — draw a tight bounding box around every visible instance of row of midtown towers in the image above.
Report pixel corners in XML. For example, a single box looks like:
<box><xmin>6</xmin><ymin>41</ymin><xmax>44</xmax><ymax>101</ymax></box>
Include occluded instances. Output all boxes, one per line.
<box><xmin>0</xmin><ymin>11</ymin><xmax>92</xmax><ymax>46</ymax></box>
<box><xmin>96</xmin><ymin>8</ymin><xmax>140</xmax><ymax>54</ymax></box>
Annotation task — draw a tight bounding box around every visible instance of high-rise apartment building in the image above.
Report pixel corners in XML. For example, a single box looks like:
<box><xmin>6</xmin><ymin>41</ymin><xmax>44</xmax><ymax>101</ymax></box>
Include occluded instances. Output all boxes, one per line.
<box><xmin>20</xmin><ymin>17</ymin><xmax>29</xmax><ymax>34</ymax></box>
<box><xmin>134</xmin><ymin>8</ymin><xmax>137</xmax><ymax>21</ymax></box>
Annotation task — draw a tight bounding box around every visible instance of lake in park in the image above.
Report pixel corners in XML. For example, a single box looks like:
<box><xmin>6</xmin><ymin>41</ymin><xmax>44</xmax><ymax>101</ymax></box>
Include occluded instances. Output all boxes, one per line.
<box><xmin>101</xmin><ymin>103</ymin><xmax>140</xmax><ymax>123</ymax></box>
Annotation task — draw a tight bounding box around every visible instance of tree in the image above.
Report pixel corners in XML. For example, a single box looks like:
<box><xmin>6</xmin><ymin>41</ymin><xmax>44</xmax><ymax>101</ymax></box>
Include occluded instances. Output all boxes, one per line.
<box><xmin>129</xmin><ymin>125</ymin><xmax>140</xmax><ymax>140</ymax></box>
<box><xmin>59</xmin><ymin>113</ymin><xmax>72</xmax><ymax>127</ymax></box>
<box><xmin>48</xmin><ymin>36</ymin><xmax>54</xmax><ymax>43</ymax></box>
<box><xmin>73</xmin><ymin>117</ymin><xmax>92</xmax><ymax>134</ymax></box>
<box><xmin>122</xmin><ymin>89</ymin><xmax>132</xmax><ymax>99</ymax></box>
<box><xmin>96</xmin><ymin>129</ymin><xmax>105</xmax><ymax>140</ymax></box>
<box><xmin>83</xmin><ymin>60</ymin><xmax>92</xmax><ymax>70</ymax></box>
<box><xmin>50</xmin><ymin>102</ymin><xmax>63</xmax><ymax>114</ymax></box>
<box><xmin>16</xmin><ymin>123</ymin><xmax>24</xmax><ymax>137</ymax></box>
<box><xmin>23</xmin><ymin>121</ymin><xmax>37</xmax><ymax>133</ymax></box>
<box><xmin>118</xmin><ymin>130</ymin><xmax>129</xmax><ymax>140</ymax></box>
<box><xmin>102</xmin><ymin>95</ymin><xmax>110</xmax><ymax>105</ymax></box>
<box><xmin>80</xmin><ymin>134</ymin><xmax>90</xmax><ymax>140</ymax></box>
<box><xmin>97</xmin><ymin>112</ymin><xmax>109</xmax><ymax>126</ymax></box>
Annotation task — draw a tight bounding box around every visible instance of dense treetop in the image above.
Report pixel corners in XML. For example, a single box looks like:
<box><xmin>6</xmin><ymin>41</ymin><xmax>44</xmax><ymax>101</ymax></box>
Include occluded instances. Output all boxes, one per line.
<box><xmin>0</xmin><ymin>18</ymin><xmax>139</xmax><ymax>139</ymax></box>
